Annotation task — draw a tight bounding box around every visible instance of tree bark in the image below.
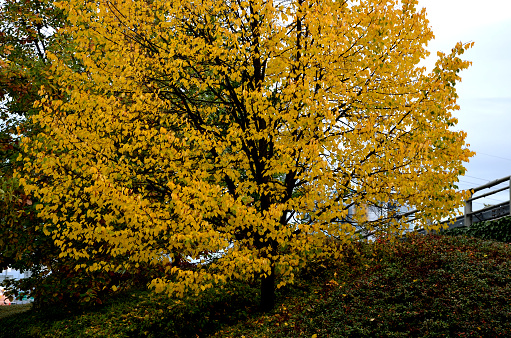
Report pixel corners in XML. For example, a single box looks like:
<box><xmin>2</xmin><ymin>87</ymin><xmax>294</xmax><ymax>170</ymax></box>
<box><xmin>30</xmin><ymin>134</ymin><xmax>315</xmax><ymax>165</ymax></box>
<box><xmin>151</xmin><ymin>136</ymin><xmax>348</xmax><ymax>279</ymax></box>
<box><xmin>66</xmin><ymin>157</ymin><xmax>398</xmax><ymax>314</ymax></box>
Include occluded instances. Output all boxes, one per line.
<box><xmin>259</xmin><ymin>262</ymin><xmax>275</xmax><ymax>311</ymax></box>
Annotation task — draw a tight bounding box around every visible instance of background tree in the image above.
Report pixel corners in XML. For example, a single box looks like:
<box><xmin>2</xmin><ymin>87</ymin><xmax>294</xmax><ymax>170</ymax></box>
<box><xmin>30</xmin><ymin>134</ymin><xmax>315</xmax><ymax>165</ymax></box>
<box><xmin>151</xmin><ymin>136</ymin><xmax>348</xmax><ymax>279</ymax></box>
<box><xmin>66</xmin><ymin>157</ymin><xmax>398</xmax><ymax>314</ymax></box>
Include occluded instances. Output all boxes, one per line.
<box><xmin>0</xmin><ymin>0</ymin><xmax>150</xmax><ymax>308</ymax></box>
<box><xmin>0</xmin><ymin>0</ymin><xmax>67</xmax><ymax>306</ymax></box>
<box><xmin>20</xmin><ymin>0</ymin><xmax>474</xmax><ymax>310</ymax></box>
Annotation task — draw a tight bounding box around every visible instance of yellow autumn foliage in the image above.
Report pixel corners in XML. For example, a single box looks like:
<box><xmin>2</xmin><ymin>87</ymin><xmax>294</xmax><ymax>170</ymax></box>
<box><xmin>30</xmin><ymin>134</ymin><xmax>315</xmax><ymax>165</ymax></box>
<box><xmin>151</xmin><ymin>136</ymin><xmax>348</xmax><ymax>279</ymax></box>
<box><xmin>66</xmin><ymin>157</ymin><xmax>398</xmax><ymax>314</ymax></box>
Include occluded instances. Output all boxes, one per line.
<box><xmin>19</xmin><ymin>0</ymin><xmax>473</xmax><ymax>308</ymax></box>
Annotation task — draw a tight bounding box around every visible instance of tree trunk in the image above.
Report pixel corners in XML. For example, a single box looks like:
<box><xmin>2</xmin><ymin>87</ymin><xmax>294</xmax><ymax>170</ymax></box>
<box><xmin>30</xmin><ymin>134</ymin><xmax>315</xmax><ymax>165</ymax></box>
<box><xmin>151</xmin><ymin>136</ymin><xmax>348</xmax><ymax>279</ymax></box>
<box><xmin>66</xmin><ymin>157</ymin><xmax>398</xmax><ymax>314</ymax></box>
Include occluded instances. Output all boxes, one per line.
<box><xmin>259</xmin><ymin>263</ymin><xmax>275</xmax><ymax>311</ymax></box>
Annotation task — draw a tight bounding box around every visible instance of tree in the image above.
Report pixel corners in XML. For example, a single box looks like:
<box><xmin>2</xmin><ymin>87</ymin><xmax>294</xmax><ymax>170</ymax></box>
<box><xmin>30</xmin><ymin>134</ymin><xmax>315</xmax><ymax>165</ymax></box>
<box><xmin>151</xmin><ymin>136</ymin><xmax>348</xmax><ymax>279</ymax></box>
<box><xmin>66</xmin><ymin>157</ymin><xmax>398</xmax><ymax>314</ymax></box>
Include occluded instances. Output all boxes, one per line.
<box><xmin>0</xmin><ymin>0</ymin><xmax>142</xmax><ymax>308</ymax></box>
<box><xmin>0</xmin><ymin>0</ymin><xmax>68</xmax><ymax>306</ymax></box>
<box><xmin>20</xmin><ymin>0</ymin><xmax>474</xmax><ymax>310</ymax></box>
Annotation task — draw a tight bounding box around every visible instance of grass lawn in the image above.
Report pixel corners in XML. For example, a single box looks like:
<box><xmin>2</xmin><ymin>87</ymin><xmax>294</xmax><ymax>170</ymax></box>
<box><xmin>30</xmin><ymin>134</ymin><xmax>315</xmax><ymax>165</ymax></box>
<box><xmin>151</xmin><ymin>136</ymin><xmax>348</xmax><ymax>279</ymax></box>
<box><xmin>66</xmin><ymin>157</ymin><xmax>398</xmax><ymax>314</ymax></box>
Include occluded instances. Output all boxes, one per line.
<box><xmin>0</xmin><ymin>303</ymin><xmax>32</xmax><ymax>320</ymax></box>
<box><xmin>1</xmin><ymin>233</ymin><xmax>510</xmax><ymax>337</ymax></box>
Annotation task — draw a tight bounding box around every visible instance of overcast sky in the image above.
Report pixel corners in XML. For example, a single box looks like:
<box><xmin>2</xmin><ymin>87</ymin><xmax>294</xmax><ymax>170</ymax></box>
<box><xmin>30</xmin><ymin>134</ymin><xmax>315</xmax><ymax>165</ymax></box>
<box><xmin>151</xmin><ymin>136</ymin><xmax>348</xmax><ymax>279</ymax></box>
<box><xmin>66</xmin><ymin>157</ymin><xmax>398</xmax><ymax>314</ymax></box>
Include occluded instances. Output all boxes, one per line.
<box><xmin>417</xmin><ymin>0</ymin><xmax>511</xmax><ymax>209</ymax></box>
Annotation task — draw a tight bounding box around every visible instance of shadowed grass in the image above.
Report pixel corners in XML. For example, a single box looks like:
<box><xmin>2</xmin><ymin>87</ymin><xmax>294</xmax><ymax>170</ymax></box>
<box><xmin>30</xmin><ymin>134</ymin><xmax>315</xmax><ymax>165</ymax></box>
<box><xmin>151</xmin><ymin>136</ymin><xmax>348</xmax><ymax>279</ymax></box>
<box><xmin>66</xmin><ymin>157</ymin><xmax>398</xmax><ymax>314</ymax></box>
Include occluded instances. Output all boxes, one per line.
<box><xmin>0</xmin><ymin>303</ymin><xmax>32</xmax><ymax>319</ymax></box>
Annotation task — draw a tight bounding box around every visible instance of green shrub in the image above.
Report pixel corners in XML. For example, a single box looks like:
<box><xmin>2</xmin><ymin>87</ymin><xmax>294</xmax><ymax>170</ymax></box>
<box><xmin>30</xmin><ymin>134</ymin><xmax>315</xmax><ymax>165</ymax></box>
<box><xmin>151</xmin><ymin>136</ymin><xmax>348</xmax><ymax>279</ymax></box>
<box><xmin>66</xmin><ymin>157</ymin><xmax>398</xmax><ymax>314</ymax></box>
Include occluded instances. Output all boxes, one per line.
<box><xmin>2</xmin><ymin>234</ymin><xmax>511</xmax><ymax>337</ymax></box>
<box><xmin>211</xmin><ymin>234</ymin><xmax>511</xmax><ymax>337</ymax></box>
<box><xmin>441</xmin><ymin>215</ymin><xmax>511</xmax><ymax>243</ymax></box>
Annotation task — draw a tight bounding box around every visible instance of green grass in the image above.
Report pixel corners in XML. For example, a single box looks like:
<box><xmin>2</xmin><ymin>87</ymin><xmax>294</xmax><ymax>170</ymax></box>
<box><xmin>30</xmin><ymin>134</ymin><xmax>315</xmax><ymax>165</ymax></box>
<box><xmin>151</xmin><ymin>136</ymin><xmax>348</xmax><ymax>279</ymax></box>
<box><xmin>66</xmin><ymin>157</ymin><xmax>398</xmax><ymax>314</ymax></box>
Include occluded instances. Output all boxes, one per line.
<box><xmin>1</xmin><ymin>234</ymin><xmax>511</xmax><ymax>337</ymax></box>
<box><xmin>0</xmin><ymin>303</ymin><xmax>32</xmax><ymax>319</ymax></box>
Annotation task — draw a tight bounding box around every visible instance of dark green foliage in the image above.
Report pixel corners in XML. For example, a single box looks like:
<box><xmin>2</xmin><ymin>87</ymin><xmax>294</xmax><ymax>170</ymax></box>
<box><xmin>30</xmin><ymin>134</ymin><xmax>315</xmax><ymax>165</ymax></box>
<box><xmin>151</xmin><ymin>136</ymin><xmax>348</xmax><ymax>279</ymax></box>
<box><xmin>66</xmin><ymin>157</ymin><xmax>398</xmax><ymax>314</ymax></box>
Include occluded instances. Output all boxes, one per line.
<box><xmin>221</xmin><ymin>234</ymin><xmax>511</xmax><ymax>337</ymax></box>
<box><xmin>2</xmin><ymin>234</ymin><xmax>510</xmax><ymax>337</ymax></box>
<box><xmin>441</xmin><ymin>215</ymin><xmax>511</xmax><ymax>243</ymax></box>
<box><xmin>297</xmin><ymin>234</ymin><xmax>511</xmax><ymax>337</ymax></box>
<box><xmin>0</xmin><ymin>279</ymin><xmax>259</xmax><ymax>338</ymax></box>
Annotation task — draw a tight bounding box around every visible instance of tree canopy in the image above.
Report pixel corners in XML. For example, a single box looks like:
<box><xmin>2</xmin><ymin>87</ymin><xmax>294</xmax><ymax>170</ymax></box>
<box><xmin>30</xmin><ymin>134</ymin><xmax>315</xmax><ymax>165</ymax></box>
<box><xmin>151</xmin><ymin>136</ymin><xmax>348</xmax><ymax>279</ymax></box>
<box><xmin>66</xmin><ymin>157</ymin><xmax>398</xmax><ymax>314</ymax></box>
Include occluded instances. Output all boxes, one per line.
<box><xmin>0</xmin><ymin>0</ymin><xmax>138</xmax><ymax>308</ymax></box>
<box><xmin>0</xmin><ymin>0</ymin><xmax>68</xmax><ymax>306</ymax></box>
<box><xmin>19</xmin><ymin>0</ymin><xmax>474</xmax><ymax>310</ymax></box>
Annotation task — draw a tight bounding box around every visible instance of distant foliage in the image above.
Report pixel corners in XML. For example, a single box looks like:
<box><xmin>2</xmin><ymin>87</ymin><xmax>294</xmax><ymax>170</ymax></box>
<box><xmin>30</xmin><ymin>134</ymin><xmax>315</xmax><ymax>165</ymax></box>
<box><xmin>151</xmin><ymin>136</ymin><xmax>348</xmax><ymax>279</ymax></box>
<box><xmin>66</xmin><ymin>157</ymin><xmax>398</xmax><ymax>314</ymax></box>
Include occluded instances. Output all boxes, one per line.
<box><xmin>441</xmin><ymin>216</ymin><xmax>511</xmax><ymax>243</ymax></box>
<box><xmin>0</xmin><ymin>0</ymin><xmax>70</xmax><ymax>308</ymax></box>
<box><xmin>0</xmin><ymin>0</ymin><xmax>132</xmax><ymax>308</ymax></box>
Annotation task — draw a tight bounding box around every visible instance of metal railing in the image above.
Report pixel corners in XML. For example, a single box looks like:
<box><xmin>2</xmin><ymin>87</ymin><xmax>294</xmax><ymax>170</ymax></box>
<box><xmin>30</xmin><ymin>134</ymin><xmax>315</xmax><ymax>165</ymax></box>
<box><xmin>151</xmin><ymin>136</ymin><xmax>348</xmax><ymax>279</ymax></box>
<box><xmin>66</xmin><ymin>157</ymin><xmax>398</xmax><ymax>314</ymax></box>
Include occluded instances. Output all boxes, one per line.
<box><xmin>438</xmin><ymin>175</ymin><xmax>511</xmax><ymax>229</ymax></box>
<box><xmin>462</xmin><ymin>175</ymin><xmax>511</xmax><ymax>227</ymax></box>
<box><xmin>353</xmin><ymin>174</ymin><xmax>511</xmax><ymax>239</ymax></box>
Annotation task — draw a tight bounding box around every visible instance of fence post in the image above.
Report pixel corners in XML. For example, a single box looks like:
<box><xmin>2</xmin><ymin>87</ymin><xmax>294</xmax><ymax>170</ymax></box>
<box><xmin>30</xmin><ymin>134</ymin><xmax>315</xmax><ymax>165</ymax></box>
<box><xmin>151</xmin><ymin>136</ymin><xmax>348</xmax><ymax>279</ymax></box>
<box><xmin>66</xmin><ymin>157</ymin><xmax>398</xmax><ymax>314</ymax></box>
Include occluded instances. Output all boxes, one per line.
<box><xmin>464</xmin><ymin>193</ymin><xmax>472</xmax><ymax>227</ymax></box>
<box><xmin>509</xmin><ymin>177</ymin><xmax>511</xmax><ymax>217</ymax></box>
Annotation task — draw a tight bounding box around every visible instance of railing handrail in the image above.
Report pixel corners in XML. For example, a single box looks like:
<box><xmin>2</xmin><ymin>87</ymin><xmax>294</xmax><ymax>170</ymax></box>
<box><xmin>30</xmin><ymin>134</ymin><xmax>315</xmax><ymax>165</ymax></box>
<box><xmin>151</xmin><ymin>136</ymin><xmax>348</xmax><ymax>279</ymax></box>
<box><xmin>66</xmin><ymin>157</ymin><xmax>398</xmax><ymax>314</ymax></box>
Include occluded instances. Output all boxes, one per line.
<box><xmin>357</xmin><ymin>174</ymin><xmax>511</xmax><ymax>237</ymax></box>
<box><xmin>464</xmin><ymin>174</ymin><xmax>510</xmax><ymax>227</ymax></box>
<box><xmin>471</xmin><ymin>175</ymin><xmax>511</xmax><ymax>193</ymax></box>
<box><xmin>466</xmin><ymin>186</ymin><xmax>509</xmax><ymax>202</ymax></box>
<box><xmin>342</xmin><ymin>175</ymin><xmax>510</xmax><ymax>241</ymax></box>
<box><xmin>465</xmin><ymin>200</ymin><xmax>509</xmax><ymax>217</ymax></box>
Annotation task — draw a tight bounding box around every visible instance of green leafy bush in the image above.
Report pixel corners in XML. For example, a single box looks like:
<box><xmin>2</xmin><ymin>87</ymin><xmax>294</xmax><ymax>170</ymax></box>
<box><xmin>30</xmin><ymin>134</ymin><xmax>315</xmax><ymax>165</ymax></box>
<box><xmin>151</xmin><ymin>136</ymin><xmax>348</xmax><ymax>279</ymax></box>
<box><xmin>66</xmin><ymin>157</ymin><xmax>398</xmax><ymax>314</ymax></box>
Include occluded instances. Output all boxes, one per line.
<box><xmin>0</xmin><ymin>278</ymin><xmax>259</xmax><ymax>338</ymax></box>
<box><xmin>441</xmin><ymin>215</ymin><xmax>511</xmax><ymax>243</ymax></box>
<box><xmin>2</xmin><ymin>235</ymin><xmax>511</xmax><ymax>337</ymax></box>
<box><xmin>223</xmin><ymin>234</ymin><xmax>511</xmax><ymax>337</ymax></box>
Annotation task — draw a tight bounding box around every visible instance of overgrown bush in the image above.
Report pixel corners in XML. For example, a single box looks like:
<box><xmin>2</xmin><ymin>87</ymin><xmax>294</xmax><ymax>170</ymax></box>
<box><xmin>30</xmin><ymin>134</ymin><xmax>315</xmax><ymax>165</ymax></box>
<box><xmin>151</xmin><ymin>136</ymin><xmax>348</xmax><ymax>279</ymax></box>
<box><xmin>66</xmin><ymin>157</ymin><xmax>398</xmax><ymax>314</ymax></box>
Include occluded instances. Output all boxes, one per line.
<box><xmin>214</xmin><ymin>234</ymin><xmax>511</xmax><ymax>337</ymax></box>
<box><xmin>2</xmin><ymin>234</ymin><xmax>511</xmax><ymax>337</ymax></box>
<box><xmin>0</xmin><ymin>279</ymin><xmax>259</xmax><ymax>338</ymax></box>
<box><xmin>441</xmin><ymin>215</ymin><xmax>511</xmax><ymax>243</ymax></box>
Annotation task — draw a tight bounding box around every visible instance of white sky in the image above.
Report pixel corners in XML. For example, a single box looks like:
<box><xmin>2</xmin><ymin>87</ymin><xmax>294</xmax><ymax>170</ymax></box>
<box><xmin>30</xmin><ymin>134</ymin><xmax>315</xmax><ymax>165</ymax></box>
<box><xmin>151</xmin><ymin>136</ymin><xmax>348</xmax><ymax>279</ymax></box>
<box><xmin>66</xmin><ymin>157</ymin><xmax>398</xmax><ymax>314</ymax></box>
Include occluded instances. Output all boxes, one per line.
<box><xmin>417</xmin><ymin>0</ymin><xmax>511</xmax><ymax>210</ymax></box>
